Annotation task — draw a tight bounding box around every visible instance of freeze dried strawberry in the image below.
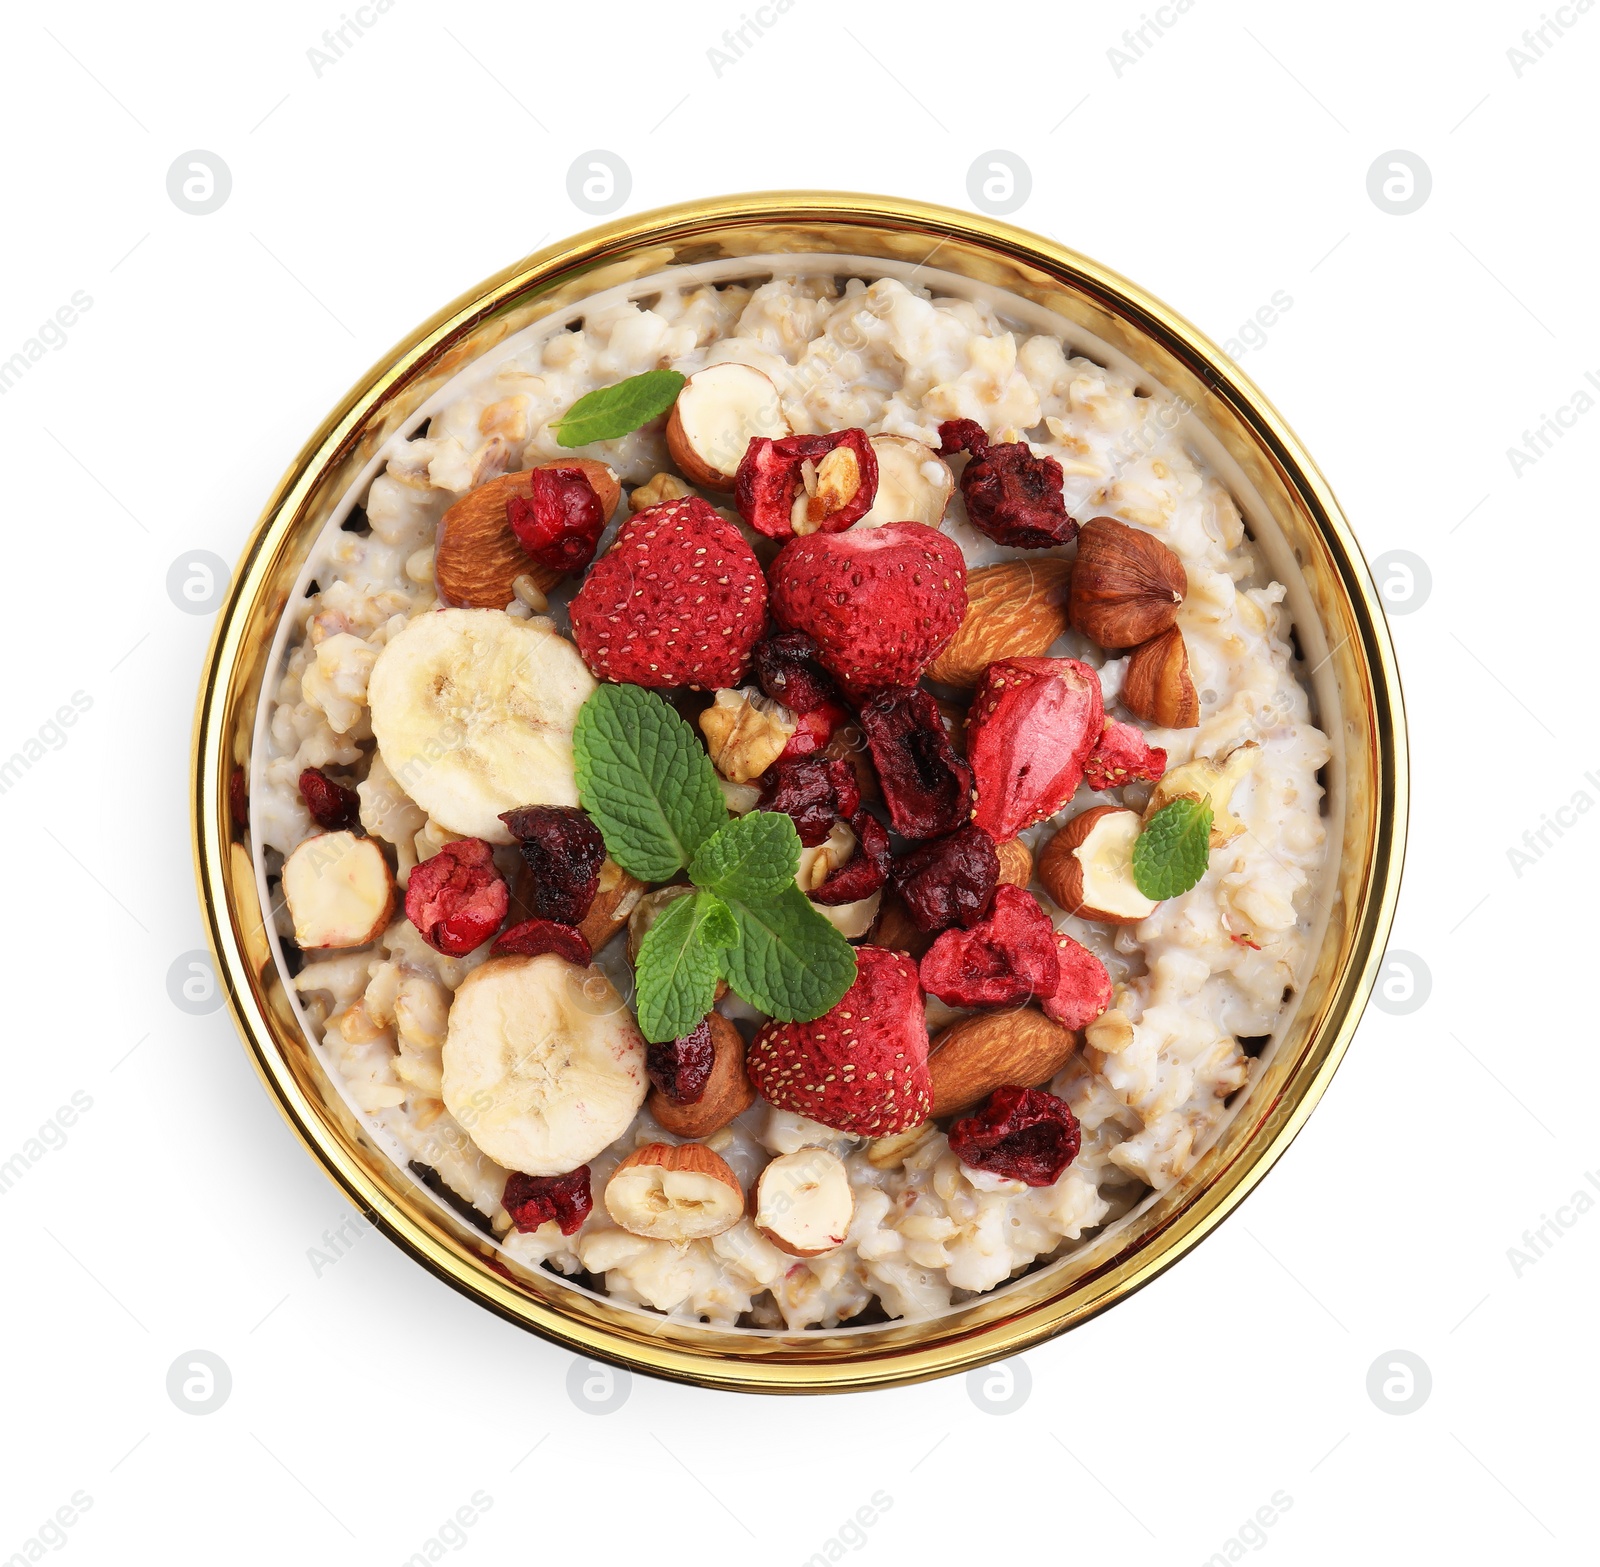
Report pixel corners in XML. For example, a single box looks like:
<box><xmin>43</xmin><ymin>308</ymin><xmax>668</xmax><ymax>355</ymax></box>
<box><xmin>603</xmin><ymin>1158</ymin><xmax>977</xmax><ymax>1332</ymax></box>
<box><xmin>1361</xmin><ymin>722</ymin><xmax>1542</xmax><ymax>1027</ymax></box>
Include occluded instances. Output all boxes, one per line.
<box><xmin>937</xmin><ymin>419</ymin><xmax>1074</xmax><ymax>549</ymax></box>
<box><xmin>499</xmin><ymin>806</ymin><xmax>606</xmax><ymax>926</ymax></box>
<box><xmin>1083</xmin><ymin>720</ymin><xmax>1167</xmax><ymax>791</ymax></box>
<box><xmin>405</xmin><ymin>838</ymin><xmax>509</xmax><ymax>956</ymax></box>
<box><xmin>569</xmin><ymin>496</ymin><xmax>768</xmax><ymax>688</ymax></box>
<box><xmin>812</xmin><ymin>809</ymin><xmax>891</xmax><ymax>906</ymax></box>
<box><xmin>890</xmin><ymin>825</ymin><xmax>1000</xmax><ymax>933</ymax></box>
<box><xmin>503</xmin><ymin>1167</ymin><xmax>593</xmax><ymax>1235</ymax></box>
<box><xmin>758</xmin><ymin>758</ymin><xmax>860</xmax><ymax>847</ymax></box>
<box><xmin>298</xmin><ymin>767</ymin><xmax>361</xmax><ymax>832</ymax></box>
<box><xmin>967</xmin><ymin>657</ymin><xmax>1105</xmax><ymax>839</ymax></box>
<box><xmin>747</xmin><ymin>945</ymin><xmax>931</xmax><ymax>1135</ymax></box>
<box><xmin>645</xmin><ymin>1016</ymin><xmax>716</xmax><ymax>1105</ymax></box>
<box><xmin>735</xmin><ymin>429</ymin><xmax>879</xmax><ymax>538</ymax></box>
<box><xmin>1040</xmin><ymin>929</ymin><xmax>1113</xmax><ymax>1029</ymax></box>
<box><xmin>490</xmin><ymin>918</ymin><xmax>593</xmax><ymax>965</ymax></box>
<box><xmin>768</xmin><ymin>522</ymin><xmax>967</xmax><ymax>697</ymax></box>
<box><xmin>778</xmin><ymin>699</ymin><xmax>849</xmax><ymax>762</ymax></box>
<box><xmin>752</xmin><ymin>630</ymin><xmax>840</xmax><ymax>715</ymax></box>
<box><xmin>857</xmin><ymin>687</ymin><xmax>974</xmax><ymax>840</ymax></box>
<box><xmin>506</xmin><ymin>464</ymin><xmax>606</xmax><ymax>573</ymax></box>
<box><xmin>918</xmin><ymin>885</ymin><xmax>1060</xmax><ymax>1008</ymax></box>
<box><xmin>948</xmin><ymin>1086</ymin><xmax>1081</xmax><ymax>1186</ymax></box>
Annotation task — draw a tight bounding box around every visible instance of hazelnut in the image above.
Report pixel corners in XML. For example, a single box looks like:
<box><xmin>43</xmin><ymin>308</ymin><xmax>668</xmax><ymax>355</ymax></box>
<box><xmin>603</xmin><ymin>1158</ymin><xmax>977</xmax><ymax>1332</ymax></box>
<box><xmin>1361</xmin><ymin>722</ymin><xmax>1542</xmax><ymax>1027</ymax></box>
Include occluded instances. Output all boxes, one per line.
<box><xmin>665</xmin><ymin>364</ymin><xmax>790</xmax><ymax>491</ymax></box>
<box><xmin>1037</xmin><ymin>805</ymin><xmax>1159</xmax><ymax>924</ymax></box>
<box><xmin>1068</xmin><ymin>517</ymin><xmax>1186</xmax><ymax>648</ymax></box>
<box><xmin>1122</xmin><ymin>626</ymin><xmax>1199</xmax><ymax>729</ymax></box>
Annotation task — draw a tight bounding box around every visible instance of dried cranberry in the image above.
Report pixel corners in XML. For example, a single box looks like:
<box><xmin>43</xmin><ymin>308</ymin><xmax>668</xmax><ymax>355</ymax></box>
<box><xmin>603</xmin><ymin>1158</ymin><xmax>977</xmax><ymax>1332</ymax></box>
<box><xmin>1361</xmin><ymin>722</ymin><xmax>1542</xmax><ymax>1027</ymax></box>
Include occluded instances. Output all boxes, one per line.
<box><xmin>506</xmin><ymin>465</ymin><xmax>606</xmax><ymax>572</ymax></box>
<box><xmin>502</xmin><ymin>1167</ymin><xmax>593</xmax><ymax>1235</ymax></box>
<box><xmin>857</xmin><ymin>687</ymin><xmax>973</xmax><ymax>841</ymax></box>
<box><xmin>778</xmin><ymin>700</ymin><xmax>848</xmax><ymax>762</ymax></box>
<box><xmin>1083</xmin><ymin>720</ymin><xmax>1167</xmax><ymax>791</ymax></box>
<box><xmin>752</xmin><ymin>631</ymin><xmax>840</xmax><ymax>715</ymax></box>
<box><xmin>645</xmin><ymin>1016</ymin><xmax>716</xmax><ymax>1105</ymax></box>
<box><xmin>812</xmin><ymin>810</ymin><xmax>891</xmax><ymax>907</ymax></box>
<box><xmin>734</xmin><ymin>429</ymin><xmax>879</xmax><ymax>538</ymax></box>
<box><xmin>298</xmin><ymin>766</ymin><xmax>361</xmax><ymax>831</ymax></box>
<box><xmin>948</xmin><ymin>1085</ymin><xmax>1081</xmax><ymax>1187</ymax></box>
<box><xmin>229</xmin><ymin>767</ymin><xmax>250</xmax><ymax>829</ymax></box>
<box><xmin>405</xmin><ymin>838</ymin><xmax>509</xmax><ymax>956</ymax></box>
<box><xmin>757</xmin><ymin>758</ymin><xmax>860</xmax><ymax>848</ymax></box>
<box><xmin>919</xmin><ymin>885</ymin><xmax>1061</xmax><ymax>1007</ymax></box>
<box><xmin>890</xmin><ymin>825</ymin><xmax>999</xmax><ymax>933</ymax></box>
<box><xmin>491</xmin><ymin>918</ymin><xmax>592</xmax><ymax>965</ymax></box>
<box><xmin>498</xmin><ymin>806</ymin><xmax>606</xmax><ymax>925</ymax></box>
<box><xmin>937</xmin><ymin>419</ymin><xmax>1074</xmax><ymax>549</ymax></box>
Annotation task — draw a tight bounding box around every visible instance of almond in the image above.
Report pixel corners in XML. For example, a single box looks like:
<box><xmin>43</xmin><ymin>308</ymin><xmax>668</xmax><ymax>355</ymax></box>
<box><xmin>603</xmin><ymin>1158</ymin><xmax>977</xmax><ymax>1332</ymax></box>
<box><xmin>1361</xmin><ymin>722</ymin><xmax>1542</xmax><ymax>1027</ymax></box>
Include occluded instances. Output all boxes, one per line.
<box><xmin>927</xmin><ymin>559</ymin><xmax>1073</xmax><ymax>688</ymax></box>
<box><xmin>604</xmin><ymin>1141</ymin><xmax>744</xmax><ymax>1241</ymax></box>
<box><xmin>994</xmin><ymin>836</ymin><xmax>1034</xmax><ymax>888</ymax></box>
<box><xmin>434</xmin><ymin>461</ymin><xmax>619</xmax><ymax>609</ymax></box>
<box><xmin>648</xmin><ymin>1013</ymin><xmax>755</xmax><ymax>1138</ymax></box>
<box><xmin>1037</xmin><ymin>805</ymin><xmax>1159</xmax><ymax>924</ymax></box>
<box><xmin>1122</xmin><ymin>626</ymin><xmax>1199</xmax><ymax>729</ymax></box>
<box><xmin>869</xmin><ymin>888</ymin><xmax>935</xmax><ymax>959</ymax></box>
<box><xmin>928</xmin><ymin>1008</ymin><xmax>1079</xmax><ymax>1117</ymax></box>
<box><xmin>1067</xmin><ymin>517</ymin><xmax>1186</xmax><ymax>649</ymax></box>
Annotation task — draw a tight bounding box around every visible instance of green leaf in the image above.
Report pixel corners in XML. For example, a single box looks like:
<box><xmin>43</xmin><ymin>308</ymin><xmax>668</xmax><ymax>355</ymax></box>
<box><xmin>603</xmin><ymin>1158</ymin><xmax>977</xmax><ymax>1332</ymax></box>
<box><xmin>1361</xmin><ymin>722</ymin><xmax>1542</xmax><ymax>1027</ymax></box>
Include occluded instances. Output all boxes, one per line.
<box><xmin>573</xmin><ymin>685</ymin><xmax>728</xmax><ymax>882</ymax></box>
<box><xmin>554</xmin><ymin>369</ymin><xmax>686</xmax><ymax>448</ymax></box>
<box><xmin>721</xmin><ymin>883</ymin><xmax>858</xmax><ymax>1022</ymax></box>
<box><xmin>689</xmin><ymin>811</ymin><xmax>802</xmax><ymax>902</ymax></box>
<box><xmin>634</xmin><ymin>891</ymin><xmax>738</xmax><ymax>1044</ymax></box>
<box><xmin>1132</xmin><ymin>796</ymin><xmax>1214</xmax><ymax>900</ymax></box>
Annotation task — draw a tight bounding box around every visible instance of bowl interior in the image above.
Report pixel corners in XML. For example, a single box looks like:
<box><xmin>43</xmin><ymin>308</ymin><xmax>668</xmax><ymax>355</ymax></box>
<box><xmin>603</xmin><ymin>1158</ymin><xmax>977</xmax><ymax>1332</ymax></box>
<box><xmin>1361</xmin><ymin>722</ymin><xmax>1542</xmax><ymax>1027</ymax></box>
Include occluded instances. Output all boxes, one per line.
<box><xmin>194</xmin><ymin>195</ymin><xmax>1405</xmax><ymax>1392</ymax></box>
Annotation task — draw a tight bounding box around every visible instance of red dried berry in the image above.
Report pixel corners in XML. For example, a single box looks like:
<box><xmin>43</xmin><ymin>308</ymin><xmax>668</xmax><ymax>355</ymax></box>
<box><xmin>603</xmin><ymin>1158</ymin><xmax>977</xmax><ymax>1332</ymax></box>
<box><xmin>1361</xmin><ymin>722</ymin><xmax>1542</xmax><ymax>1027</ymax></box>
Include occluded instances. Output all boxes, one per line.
<box><xmin>778</xmin><ymin>699</ymin><xmax>848</xmax><ymax>763</ymax></box>
<box><xmin>735</xmin><ymin>429</ymin><xmax>879</xmax><ymax>538</ymax></box>
<box><xmin>757</xmin><ymin>758</ymin><xmax>861</xmax><ymax>848</ymax></box>
<box><xmin>812</xmin><ymin>809</ymin><xmax>891</xmax><ymax>907</ymax></box>
<box><xmin>229</xmin><ymin>767</ymin><xmax>250</xmax><ymax>829</ymax></box>
<box><xmin>405</xmin><ymin>838</ymin><xmax>509</xmax><ymax>956</ymax></box>
<box><xmin>1083</xmin><ymin>720</ymin><xmax>1168</xmax><ymax>791</ymax></box>
<box><xmin>502</xmin><ymin>1167</ymin><xmax>593</xmax><ymax>1235</ymax></box>
<box><xmin>490</xmin><ymin>918</ymin><xmax>592</xmax><ymax>965</ymax></box>
<box><xmin>298</xmin><ymin>766</ymin><xmax>361</xmax><ymax>831</ymax></box>
<box><xmin>645</xmin><ymin>1016</ymin><xmax>716</xmax><ymax>1105</ymax></box>
<box><xmin>1040</xmin><ymin>929</ymin><xmax>1113</xmax><ymax>1030</ymax></box>
<box><xmin>919</xmin><ymin>885</ymin><xmax>1061</xmax><ymax>1008</ymax></box>
<box><xmin>890</xmin><ymin>824</ymin><xmax>1000</xmax><ymax>933</ymax></box>
<box><xmin>506</xmin><ymin>465</ymin><xmax>606</xmax><ymax>573</ymax></box>
<box><xmin>857</xmin><ymin>687</ymin><xmax>974</xmax><ymax>841</ymax></box>
<box><xmin>752</xmin><ymin>630</ymin><xmax>840</xmax><ymax>715</ymax></box>
<box><xmin>498</xmin><ymin>806</ymin><xmax>606</xmax><ymax>926</ymax></box>
<box><xmin>937</xmin><ymin>419</ymin><xmax>1075</xmax><ymax>549</ymax></box>
<box><xmin>948</xmin><ymin>1085</ymin><xmax>1081</xmax><ymax>1187</ymax></box>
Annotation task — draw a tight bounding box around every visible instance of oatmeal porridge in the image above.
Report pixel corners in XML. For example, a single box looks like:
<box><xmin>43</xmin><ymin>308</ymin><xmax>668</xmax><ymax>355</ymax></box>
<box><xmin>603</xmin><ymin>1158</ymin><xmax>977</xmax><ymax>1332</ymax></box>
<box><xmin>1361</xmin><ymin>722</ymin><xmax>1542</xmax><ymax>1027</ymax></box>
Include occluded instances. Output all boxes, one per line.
<box><xmin>252</xmin><ymin>263</ymin><xmax>1331</xmax><ymax>1331</ymax></box>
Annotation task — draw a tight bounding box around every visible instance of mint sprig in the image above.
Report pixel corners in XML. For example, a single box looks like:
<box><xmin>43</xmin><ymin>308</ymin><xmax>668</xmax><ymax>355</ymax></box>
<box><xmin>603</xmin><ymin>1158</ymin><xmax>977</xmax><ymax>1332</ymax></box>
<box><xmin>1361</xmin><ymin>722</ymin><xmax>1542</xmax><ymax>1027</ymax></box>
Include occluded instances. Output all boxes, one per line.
<box><xmin>1132</xmin><ymin>796</ymin><xmax>1214</xmax><ymax>900</ymax></box>
<box><xmin>573</xmin><ymin>686</ymin><xmax>857</xmax><ymax>1042</ymax></box>
<box><xmin>554</xmin><ymin>369</ymin><xmax>686</xmax><ymax>448</ymax></box>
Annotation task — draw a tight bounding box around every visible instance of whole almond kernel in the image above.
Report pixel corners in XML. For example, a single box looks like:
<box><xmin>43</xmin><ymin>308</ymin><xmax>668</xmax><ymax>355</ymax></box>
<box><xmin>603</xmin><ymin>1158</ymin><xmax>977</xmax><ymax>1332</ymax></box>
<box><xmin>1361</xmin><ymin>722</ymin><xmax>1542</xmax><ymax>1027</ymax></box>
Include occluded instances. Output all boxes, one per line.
<box><xmin>928</xmin><ymin>559</ymin><xmax>1073</xmax><ymax>688</ymax></box>
<box><xmin>995</xmin><ymin>836</ymin><xmax>1034</xmax><ymax>888</ymax></box>
<box><xmin>928</xmin><ymin>1009</ymin><xmax>1079</xmax><ymax>1118</ymax></box>
<box><xmin>1121</xmin><ymin>626</ymin><xmax>1199</xmax><ymax>729</ymax></box>
<box><xmin>1068</xmin><ymin>517</ymin><xmax>1186</xmax><ymax>649</ymax></box>
<box><xmin>648</xmin><ymin>1013</ymin><xmax>755</xmax><ymax>1139</ymax></box>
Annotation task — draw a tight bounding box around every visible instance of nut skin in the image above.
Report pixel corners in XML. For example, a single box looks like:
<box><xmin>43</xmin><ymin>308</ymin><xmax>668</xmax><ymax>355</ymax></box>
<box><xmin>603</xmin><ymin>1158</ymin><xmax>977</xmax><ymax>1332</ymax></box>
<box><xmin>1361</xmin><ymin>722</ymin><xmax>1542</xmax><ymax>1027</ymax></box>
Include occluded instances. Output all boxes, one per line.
<box><xmin>573</xmin><ymin>858</ymin><xmax>646</xmax><ymax>953</ymax></box>
<box><xmin>1067</xmin><ymin>517</ymin><xmax>1186</xmax><ymax>649</ymax></box>
<box><xmin>927</xmin><ymin>559</ymin><xmax>1074</xmax><ymax>688</ymax></box>
<box><xmin>1121</xmin><ymin>626</ymin><xmax>1200</xmax><ymax>729</ymax></box>
<box><xmin>1037</xmin><ymin>805</ymin><xmax>1152</xmax><ymax>924</ymax></box>
<box><xmin>994</xmin><ymin>837</ymin><xmax>1034</xmax><ymax>888</ymax></box>
<box><xmin>648</xmin><ymin>1013</ymin><xmax>755</xmax><ymax>1138</ymax></box>
<box><xmin>868</xmin><ymin>889</ymin><xmax>935</xmax><ymax>959</ymax></box>
<box><xmin>927</xmin><ymin>1008</ymin><xmax>1079</xmax><ymax>1118</ymax></box>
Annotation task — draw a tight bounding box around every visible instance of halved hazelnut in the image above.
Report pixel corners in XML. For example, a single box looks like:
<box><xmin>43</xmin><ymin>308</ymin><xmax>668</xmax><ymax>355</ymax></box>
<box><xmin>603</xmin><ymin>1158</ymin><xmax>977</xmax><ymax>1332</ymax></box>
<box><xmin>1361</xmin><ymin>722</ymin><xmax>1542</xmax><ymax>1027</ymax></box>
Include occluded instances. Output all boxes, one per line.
<box><xmin>665</xmin><ymin>364</ymin><xmax>790</xmax><ymax>491</ymax></box>
<box><xmin>1122</xmin><ymin>626</ymin><xmax>1200</xmax><ymax>729</ymax></box>
<box><xmin>753</xmin><ymin>1148</ymin><xmax>854</xmax><ymax>1256</ymax></box>
<box><xmin>857</xmin><ymin>434</ymin><xmax>953</xmax><ymax>527</ymax></box>
<box><xmin>282</xmin><ymin>831</ymin><xmax>396</xmax><ymax>949</ymax></box>
<box><xmin>1037</xmin><ymin>805</ymin><xmax>1159</xmax><ymax>924</ymax></box>
<box><xmin>1068</xmin><ymin>517</ymin><xmax>1186</xmax><ymax>648</ymax></box>
<box><xmin>1146</xmin><ymin>741</ymin><xmax>1259</xmax><ymax>845</ymax></box>
<box><xmin>604</xmin><ymin>1141</ymin><xmax>745</xmax><ymax>1240</ymax></box>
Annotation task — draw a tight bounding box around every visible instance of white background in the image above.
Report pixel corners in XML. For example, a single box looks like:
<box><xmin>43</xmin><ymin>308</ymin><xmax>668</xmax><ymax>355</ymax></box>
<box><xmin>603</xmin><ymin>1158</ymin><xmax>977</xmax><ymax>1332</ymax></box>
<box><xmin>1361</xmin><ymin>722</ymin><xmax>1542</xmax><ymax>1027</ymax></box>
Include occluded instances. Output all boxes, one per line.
<box><xmin>1</xmin><ymin>0</ymin><xmax>1593</xmax><ymax>1562</ymax></box>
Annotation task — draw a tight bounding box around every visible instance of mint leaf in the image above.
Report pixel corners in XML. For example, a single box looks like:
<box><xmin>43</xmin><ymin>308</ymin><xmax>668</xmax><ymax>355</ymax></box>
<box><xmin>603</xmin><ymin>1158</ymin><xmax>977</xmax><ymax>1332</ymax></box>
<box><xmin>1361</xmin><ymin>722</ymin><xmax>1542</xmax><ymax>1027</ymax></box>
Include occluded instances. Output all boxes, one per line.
<box><xmin>634</xmin><ymin>890</ymin><xmax>737</xmax><ymax>1044</ymax></box>
<box><xmin>1132</xmin><ymin>796</ymin><xmax>1214</xmax><ymax>900</ymax></box>
<box><xmin>574</xmin><ymin>685</ymin><xmax>728</xmax><ymax>882</ymax></box>
<box><xmin>554</xmin><ymin>369</ymin><xmax>686</xmax><ymax>448</ymax></box>
<box><xmin>721</xmin><ymin>883</ymin><xmax>857</xmax><ymax>1022</ymax></box>
<box><xmin>689</xmin><ymin>811</ymin><xmax>802</xmax><ymax>902</ymax></box>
